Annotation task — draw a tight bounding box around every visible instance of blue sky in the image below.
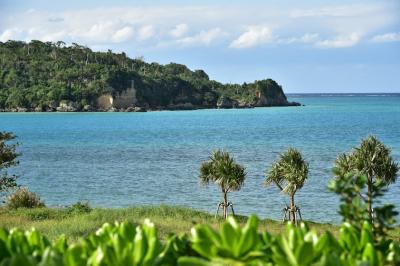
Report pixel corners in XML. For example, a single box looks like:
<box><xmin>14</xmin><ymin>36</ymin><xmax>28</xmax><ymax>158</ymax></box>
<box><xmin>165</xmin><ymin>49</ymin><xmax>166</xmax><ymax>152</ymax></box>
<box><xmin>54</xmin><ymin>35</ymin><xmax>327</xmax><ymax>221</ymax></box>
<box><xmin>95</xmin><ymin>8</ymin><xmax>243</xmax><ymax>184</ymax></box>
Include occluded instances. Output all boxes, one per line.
<box><xmin>1</xmin><ymin>0</ymin><xmax>399</xmax><ymax>93</ymax></box>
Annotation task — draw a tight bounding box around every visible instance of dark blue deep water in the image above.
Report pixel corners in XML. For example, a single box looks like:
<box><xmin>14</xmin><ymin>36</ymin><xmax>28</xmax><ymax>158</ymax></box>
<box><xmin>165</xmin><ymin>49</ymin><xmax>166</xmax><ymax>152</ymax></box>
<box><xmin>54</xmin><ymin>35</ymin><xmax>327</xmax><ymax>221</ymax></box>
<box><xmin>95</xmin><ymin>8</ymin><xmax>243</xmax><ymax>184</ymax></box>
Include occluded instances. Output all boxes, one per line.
<box><xmin>1</xmin><ymin>94</ymin><xmax>399</xmax><ymax>223</ymax></box>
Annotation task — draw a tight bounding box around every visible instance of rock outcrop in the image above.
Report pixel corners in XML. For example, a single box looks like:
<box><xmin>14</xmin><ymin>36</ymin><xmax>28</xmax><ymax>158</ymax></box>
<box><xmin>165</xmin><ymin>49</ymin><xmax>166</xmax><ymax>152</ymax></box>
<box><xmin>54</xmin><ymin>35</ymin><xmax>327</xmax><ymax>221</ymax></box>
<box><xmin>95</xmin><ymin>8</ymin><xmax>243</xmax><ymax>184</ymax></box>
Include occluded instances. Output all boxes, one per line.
<box><xmin>97</xmin><ymin>88</ymin><xmax>139</xmax><ymax>111</ymax></box>
<box><xmin>254</xmin><ymin>80</ymin><xmax>300</xmax><ymax>107</ymax></box>
<box><xmin>56</xmin><ymin>101</ymin><xmax>77</xmax><ymax>112</ymax></box>
<box><xmin>217</xmin><ymin>96</ymin><xmax>238</xmax><ymax>109</ymax></box>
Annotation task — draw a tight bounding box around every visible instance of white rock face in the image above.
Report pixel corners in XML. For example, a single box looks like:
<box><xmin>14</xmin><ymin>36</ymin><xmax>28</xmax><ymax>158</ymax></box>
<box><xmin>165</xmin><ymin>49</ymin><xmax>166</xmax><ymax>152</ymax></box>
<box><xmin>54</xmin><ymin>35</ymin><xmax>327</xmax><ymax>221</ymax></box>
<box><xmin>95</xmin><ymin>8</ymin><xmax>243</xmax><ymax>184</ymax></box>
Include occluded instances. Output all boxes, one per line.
<box><xmin>96</xmin><ymin>88</ymin><xmax>137</xmax><ymax>110</ymax></box>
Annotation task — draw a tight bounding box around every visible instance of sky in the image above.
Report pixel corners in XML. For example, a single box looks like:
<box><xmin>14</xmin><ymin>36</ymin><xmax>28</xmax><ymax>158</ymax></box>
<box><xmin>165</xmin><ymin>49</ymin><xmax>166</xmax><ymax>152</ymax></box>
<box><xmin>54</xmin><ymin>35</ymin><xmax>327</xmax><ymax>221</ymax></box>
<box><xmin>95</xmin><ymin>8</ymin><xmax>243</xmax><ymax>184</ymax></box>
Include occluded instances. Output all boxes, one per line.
<box><xmin>0</xmin><ymin>0</ymin><xmax>399</xmax><ymax>93</ymax></box>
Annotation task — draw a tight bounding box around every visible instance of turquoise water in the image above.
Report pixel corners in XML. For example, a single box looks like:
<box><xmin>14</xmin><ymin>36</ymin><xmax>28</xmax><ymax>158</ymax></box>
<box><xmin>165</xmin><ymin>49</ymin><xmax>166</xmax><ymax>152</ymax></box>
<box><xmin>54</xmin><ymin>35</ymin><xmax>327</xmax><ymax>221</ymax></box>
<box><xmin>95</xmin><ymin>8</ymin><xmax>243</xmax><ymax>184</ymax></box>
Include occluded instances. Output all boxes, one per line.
<box><xmin>0</xmin><ymin>94</ymin><xmax>399</xmax><ymax>223</ymax></box>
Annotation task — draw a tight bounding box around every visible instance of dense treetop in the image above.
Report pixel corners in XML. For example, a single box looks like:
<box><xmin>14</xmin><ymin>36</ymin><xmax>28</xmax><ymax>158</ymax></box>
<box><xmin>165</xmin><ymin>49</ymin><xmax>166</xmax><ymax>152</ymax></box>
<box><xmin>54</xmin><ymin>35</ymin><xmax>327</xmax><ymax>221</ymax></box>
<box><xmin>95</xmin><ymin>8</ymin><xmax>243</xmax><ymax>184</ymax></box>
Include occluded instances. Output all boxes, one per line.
<box><xmin>0</xmin><ymin>40</ymin><xmax>297</xmax><ymax>111</ymax></box>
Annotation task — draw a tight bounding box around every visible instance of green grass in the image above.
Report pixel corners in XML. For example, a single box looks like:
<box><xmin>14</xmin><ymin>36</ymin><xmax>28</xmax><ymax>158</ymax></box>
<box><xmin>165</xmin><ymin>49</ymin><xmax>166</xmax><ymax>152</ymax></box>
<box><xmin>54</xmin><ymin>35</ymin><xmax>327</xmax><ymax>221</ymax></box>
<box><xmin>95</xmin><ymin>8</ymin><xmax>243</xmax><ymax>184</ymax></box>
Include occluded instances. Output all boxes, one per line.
<box><xmin>0</xmin><ymin>205</ymin><xmax>398</xmax><ymax>243</ymax></box>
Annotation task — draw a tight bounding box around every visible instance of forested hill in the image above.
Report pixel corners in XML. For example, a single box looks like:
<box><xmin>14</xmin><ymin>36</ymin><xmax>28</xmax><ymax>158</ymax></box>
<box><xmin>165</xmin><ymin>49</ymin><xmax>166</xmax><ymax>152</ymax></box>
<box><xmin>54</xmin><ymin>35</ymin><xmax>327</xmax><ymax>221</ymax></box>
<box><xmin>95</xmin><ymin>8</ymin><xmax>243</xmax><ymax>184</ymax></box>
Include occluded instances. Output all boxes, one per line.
<box><xmin>0</xmin><ymin>40</ymin><xmax>300</xmax><ymax>112</ymax></box>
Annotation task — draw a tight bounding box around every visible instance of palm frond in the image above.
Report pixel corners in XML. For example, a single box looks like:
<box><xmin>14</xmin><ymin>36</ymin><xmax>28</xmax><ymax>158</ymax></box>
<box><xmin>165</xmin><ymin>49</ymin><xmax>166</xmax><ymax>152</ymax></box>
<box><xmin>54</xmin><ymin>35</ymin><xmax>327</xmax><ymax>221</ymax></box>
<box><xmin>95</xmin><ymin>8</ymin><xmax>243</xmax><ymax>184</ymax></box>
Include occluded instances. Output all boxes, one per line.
<box><xmin>198</xmin><ymin>149</ymin><xmax>246</xmax><ymax>192</ymax></box>
<box><xmin>265</xmin><ymin>148</ymin><xmax>309</xmax><ymax>196</ymax></box>
<box><xmin>338</xmin><ymin>135</ymin><xmax>399</xmax><ymax>184</ymax></box>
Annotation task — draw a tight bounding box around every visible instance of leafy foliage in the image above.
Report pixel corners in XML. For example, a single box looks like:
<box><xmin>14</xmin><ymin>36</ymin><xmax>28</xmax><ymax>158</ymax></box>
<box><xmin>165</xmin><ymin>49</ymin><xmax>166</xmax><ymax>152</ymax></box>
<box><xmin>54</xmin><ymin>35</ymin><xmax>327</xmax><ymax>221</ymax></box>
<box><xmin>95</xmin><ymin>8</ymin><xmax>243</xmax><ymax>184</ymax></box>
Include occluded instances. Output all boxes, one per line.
<box><xmin>199</xmin><ymin>150</ymin><xmax>246</xmax><ymax>192</ymax></box>
<box><xmin>331</xmin><ymin>135</ymin><xmax>398</xmax><ymax>239</ymax></box>
<box><xmin>335</xmin><ymin>136</ymin><xmax>398</xmax><ymax>184</ymax></box>
<box><xmin>329</xmin><ymin>173</ymin><xmax>398</xmax><ymax>240</ymax></box>
<box><xmin>0</xmin><ymin>40</ymin><xmax>296</xmax><ymax>110</ymax></box>
<box><xmin>199</xmin><ymin>150</ymin><xmax>246</xmax><ymax>219</ymax></box>
<box><xmin>328</xmin><ymin>173</ymin><xmax>370</xmax><ymax>228</ymax></box>
<box><xmin>265</xmin><ymin>148</ymin><xmax>309</xmax><ymax>224</ymax></box>
<box><xmin>5</xmin><ymin>187</ymin><xmax>45</xmax><ymax>209</ymax></box>
<box><xmin>0</xmin><ymin>132</ymin><xmax>19</xmax><ymax>195</ymax></box>
<box><xmin>0</xmin><ymin>216</ymin><xmax>399</xmax><ymax>266</ymax></box>
<box><xmin>265</xmin><ymin>148</ymin><xmax>309</xmax><ymax>195</ymax></box>
<box><xmin>66</xmin><ymin>201</ymin><xmax>92</xmax><ymax>214</ymax></box>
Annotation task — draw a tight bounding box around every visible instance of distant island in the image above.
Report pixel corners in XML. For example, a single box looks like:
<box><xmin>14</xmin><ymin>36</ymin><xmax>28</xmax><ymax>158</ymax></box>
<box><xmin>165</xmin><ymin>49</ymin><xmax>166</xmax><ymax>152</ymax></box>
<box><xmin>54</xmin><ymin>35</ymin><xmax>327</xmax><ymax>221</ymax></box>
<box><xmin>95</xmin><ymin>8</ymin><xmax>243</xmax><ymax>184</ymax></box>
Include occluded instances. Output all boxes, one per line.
<box><xmin>0</xmin><ymin>40</ymin><xmax>300</xmax><ymax>112</ymax></box>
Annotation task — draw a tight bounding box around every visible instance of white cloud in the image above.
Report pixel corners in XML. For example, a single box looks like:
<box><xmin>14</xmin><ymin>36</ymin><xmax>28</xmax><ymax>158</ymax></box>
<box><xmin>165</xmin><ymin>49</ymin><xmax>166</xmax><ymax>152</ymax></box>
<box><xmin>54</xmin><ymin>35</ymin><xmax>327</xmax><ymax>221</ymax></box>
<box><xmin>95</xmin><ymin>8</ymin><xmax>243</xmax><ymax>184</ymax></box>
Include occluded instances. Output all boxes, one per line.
<box><xmin>87</xmin><ymin>22</ymin><xmax>113</xmax><ymax>40</ymax></box>
<box><xmin>112</xmin><ymin>26</ymin><xmax>134</xmax><ymax>43</ymax></box>
<box><xmin>177</xmin><ymin>28</ymin><xmax>224</xmax><ymax>46</ymax></box>
<box><xmin>290</xmin><ymin>4</ymin><xmax>380</xmax><ymax>18</ymax></box>
<box><xmin>230</xmin><ymin>26</ymin><xmax>273</xmax><ymax>48</ymax></box>
<box><xmin>316</xmin><ymin>33</ymin><xmax>361</xmax><ymax>48</ymax></box>
<box><xmin>299</xmin><ymin>33</ymin><xmax>319</xmax><ymax>43</ymax></box>
<box><xmin>170</xmin><ymin>23</ymin><xmax>188</xmax><ymax>38</ymax></box>
<box><xmin>73</xmin><ymin>21</ymin><xmax>119</xmax><ymax>42</ymax></box>
<box><xmin>0</xmin><ymin>27</ymin><xmax>70</xmax><ymax>43</ymax></box>
<box><xmin>288</xmin><ymin>3</ymin><xmax>398</xmax><ymax>45</ymax></box>
<box><xmin>0</xmin><ymin>2</ymin><xmax>398</xmax><ymax>49</ymax></box>
<box><xmin>137</xmin><ymin>25</ymin><xmax>154</xmax><ymax>41</ymax></box>
<box><xmin>41</xmin><ymin>30</ymin><xmax>68</xmax><ymax>42</ymax></box>
<box><xmin>0</xmin><ymin>29</ymin><xmax>20</xmax><ymax>42</ymax></box>
<box><xmin>371</xmin><ymin>32</ymin><xmax>400</xmax><ymax>43</ymax></box>
<box><xmin>279</xmin><ymin>33</ymin><xmax>319</xmax><ymax>44</ymax></box>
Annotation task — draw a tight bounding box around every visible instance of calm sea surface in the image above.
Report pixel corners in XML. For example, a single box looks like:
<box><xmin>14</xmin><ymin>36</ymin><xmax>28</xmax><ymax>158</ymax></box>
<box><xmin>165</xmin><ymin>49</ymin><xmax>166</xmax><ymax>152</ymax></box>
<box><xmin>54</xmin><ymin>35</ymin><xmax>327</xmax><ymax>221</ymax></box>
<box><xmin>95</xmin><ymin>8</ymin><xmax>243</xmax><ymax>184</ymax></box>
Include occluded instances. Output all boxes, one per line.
<box><xmin>1</xmin><ymin>94</ymin><xmax>399</xmax><ymax>223</ymax></box>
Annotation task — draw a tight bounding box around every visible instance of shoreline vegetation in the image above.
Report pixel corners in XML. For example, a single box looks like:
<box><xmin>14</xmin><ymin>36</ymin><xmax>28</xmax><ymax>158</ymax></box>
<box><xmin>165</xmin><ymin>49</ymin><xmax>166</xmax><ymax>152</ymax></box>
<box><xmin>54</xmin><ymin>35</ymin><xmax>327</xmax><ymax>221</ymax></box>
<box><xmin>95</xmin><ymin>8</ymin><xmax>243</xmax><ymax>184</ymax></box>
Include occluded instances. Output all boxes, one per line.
<box><xmin>0</xmin><ymin>205</ymin><xmax>333</xmax><ymax>242</ymax></box>
<box><xmin>0</xmin><ymin>205</ymin><xmax>398</xmax><ymax>243</ymax></box>
<box><xmin>0</xmin><ymin>104</ymin><xmax>301</xmax><ymax>113</ymax></box>
<box><xmin>1</xmin><ymin>208</ymin><xmax>398</xmax><ymax>266</ymax></box>
<box><xmin>0</xmin><ymin>40</ymin><xmax>300</xmax><ymax>113</ymax></box>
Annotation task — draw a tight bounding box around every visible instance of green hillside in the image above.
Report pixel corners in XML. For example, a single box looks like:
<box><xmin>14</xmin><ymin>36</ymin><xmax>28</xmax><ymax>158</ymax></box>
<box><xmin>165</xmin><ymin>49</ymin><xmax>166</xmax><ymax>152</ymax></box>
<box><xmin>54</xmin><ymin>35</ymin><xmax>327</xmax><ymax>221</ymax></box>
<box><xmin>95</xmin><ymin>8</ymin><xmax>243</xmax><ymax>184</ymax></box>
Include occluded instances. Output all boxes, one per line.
<box><xmin>0</xmin><ymin>40</ymin><xmax>299</xmax><ymax>111</ymax></box>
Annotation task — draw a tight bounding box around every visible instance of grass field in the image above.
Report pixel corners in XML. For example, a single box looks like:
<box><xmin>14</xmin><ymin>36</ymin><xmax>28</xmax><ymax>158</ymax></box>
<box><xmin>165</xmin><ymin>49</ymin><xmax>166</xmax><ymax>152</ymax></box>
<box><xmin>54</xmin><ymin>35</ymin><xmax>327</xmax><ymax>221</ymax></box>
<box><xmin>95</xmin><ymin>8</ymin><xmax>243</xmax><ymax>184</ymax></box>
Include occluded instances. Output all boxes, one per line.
<box><xmin>0</xmin><ymin>205</ymin><xmax>399</xmax><ymax>243</ymax></box>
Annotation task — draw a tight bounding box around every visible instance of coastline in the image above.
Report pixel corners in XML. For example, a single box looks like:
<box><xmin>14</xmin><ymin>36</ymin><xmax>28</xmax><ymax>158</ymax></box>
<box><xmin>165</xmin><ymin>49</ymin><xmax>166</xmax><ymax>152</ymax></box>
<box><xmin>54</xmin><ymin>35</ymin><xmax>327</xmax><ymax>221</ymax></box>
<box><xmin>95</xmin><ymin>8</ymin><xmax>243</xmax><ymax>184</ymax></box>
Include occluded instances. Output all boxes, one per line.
<box><xmin>0</xmin><ymin>102</ymin><xmax>302</xmax><ymax>113</ymax></box>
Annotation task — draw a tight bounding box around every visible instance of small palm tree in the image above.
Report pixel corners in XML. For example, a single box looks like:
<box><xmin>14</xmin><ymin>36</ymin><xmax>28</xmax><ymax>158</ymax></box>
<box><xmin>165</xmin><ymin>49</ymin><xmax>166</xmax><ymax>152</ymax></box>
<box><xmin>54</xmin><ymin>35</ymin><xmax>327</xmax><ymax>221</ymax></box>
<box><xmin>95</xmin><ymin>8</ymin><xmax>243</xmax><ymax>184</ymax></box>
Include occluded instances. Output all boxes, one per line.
<box><xmin>199</xmin><ymin>150</ymin><xmax>246</xmax><ymax>219</ymax></box>
<box><xmin>333</xmin><ymin>135</ymin><xmax>398</xmax><ymax>222</ymax></box>
<box><xmin>265</xmin><ymin>148</ymin><xmax>309</xmax><ymax>225</ymax></box>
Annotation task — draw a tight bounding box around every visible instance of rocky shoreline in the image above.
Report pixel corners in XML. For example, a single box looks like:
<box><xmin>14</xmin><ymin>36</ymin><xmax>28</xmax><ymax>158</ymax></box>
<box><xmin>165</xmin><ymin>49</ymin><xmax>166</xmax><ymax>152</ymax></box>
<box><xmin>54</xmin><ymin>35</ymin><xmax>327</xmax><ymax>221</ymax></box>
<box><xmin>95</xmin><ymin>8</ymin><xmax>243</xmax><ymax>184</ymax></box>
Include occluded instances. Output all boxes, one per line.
<box><xmin>0</xmin><ymin>101</ymin><xmax>301</xmax><ymax>113</ymax></box>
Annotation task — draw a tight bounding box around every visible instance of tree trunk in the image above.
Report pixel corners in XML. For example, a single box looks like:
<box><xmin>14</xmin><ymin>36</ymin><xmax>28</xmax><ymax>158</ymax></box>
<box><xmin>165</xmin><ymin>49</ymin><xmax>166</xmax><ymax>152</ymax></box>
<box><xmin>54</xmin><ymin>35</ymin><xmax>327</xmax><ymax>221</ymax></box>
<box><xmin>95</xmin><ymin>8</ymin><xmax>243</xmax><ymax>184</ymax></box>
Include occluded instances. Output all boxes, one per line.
<box><xmin>290</xmin><ymin>193</ymin><xmax>297</xmax><ymax>225</ymax></box>
<box><xmin>367</xmin><ymin>175</ymin><xmax>373</xmax><ymax>223</ymax></box>
<box><xmin>223</xmin><ymin>191</ymin><xmax>228</xmax><ymax>219</ymax></box>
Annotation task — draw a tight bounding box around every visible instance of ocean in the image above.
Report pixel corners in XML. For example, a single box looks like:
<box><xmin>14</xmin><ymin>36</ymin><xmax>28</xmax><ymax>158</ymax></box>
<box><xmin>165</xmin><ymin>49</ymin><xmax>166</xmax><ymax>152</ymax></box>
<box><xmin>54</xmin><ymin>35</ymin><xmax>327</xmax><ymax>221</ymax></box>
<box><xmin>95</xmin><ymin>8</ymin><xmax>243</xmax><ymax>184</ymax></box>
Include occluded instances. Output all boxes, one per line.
<box><xmin>1</xmin><ymin>93</ymin><xmax>399</xmax><ymax>223</ymax></box>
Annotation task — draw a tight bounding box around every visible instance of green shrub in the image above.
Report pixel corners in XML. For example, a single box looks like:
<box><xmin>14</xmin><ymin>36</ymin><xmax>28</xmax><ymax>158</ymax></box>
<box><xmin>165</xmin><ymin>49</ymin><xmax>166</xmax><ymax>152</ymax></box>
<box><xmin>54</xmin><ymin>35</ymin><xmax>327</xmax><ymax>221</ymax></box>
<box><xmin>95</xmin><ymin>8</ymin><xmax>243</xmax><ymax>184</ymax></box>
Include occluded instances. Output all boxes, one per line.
<box><xmin>329</xmin><ymin>136</ymin><xmax>398</xmax><ymax>242</ymax></box>
<box><xmin>66</xmin><ymin>201</ymin><xmax>92</xmax><ymax>214</ymax></box>
<box><xmin>5</xmin><ymin>187</ymin><xmax>45</xmax><ymax>209</ymax></box>
<box><xmin>329</xmin><ymin>173</ymin><xmax>398</xmax><ymax>241</ymax></box>
<box><xmin>0</xmin><ymin>216</ymin><xmax>399</xmax><ymax>265</ymax></box>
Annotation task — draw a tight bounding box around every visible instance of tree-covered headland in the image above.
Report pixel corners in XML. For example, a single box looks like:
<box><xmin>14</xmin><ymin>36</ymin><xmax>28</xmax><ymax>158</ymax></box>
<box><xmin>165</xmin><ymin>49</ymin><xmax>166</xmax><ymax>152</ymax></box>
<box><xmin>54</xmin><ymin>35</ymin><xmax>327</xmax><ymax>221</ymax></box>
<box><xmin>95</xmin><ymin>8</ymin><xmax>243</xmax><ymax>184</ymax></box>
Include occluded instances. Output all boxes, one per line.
<box><xmin>0</xmin><ymin>40</ymin><xmax>300</xmax><ymax>112</ymax></box>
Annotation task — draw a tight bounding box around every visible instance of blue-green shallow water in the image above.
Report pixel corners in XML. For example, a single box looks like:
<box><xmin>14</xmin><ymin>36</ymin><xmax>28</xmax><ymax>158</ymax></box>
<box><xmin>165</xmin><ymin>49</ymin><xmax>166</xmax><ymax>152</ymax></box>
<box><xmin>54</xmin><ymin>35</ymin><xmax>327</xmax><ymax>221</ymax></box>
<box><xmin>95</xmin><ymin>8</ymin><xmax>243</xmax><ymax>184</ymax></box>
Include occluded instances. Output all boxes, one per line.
<box><xmin>0</xmin><ymin>94</ymin><xmax>399</xmax><ymax>224</ymax></box>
